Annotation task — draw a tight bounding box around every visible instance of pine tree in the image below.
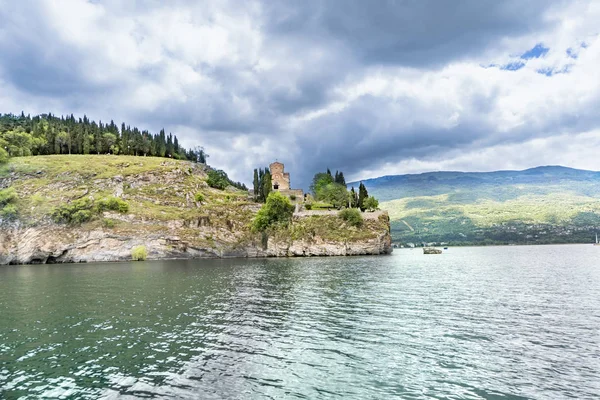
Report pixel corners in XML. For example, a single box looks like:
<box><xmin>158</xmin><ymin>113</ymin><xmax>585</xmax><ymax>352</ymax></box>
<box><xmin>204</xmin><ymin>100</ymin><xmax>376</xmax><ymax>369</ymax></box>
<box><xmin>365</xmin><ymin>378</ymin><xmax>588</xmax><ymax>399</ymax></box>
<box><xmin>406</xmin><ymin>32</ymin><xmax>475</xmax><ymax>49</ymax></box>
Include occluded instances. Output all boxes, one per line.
<box><xmin>0</xmin><ymin>112</ymin><xmax>198</xmax><ymax>162</ymax></box>
<box><xmin>166</xmin><ymin>133</ymin><xmax>173</xmax><ymax>157</ymax></box>
<box><xmin>253</xmin><ymin>169</ymin><xmax>259</xmax><ymax>202</ymax></box>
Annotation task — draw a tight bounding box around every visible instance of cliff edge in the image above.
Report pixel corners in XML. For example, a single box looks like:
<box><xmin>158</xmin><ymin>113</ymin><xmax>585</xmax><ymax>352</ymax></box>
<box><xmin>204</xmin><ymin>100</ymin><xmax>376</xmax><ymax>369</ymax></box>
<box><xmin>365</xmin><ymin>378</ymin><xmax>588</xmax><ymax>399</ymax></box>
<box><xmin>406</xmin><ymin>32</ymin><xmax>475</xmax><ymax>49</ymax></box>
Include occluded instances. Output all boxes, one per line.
<box><xmin>0</xmin><ymin>155</ymin><xmax>392</xmax><ymax>264</ymax></box>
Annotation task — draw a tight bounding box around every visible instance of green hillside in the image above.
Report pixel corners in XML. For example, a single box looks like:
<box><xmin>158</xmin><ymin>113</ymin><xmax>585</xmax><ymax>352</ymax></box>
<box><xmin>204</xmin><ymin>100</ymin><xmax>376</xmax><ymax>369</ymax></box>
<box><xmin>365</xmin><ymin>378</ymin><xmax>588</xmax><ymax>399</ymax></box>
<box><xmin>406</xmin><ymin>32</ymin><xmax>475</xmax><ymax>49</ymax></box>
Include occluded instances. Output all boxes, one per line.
<box><xmin>353</xmin><ymin>166</ymin><xmax>600</xmax><ymax>245</ymax></box>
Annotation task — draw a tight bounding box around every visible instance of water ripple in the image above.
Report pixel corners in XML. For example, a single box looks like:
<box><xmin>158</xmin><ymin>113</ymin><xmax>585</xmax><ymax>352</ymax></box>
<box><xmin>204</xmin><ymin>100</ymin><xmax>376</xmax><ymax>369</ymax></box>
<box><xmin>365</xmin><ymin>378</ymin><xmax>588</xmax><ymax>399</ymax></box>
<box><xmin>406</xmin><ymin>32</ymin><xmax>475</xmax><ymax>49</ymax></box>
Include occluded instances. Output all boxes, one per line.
<box><xmin>1</xmin><ymin>245</ymin><xmax>599</xmax><ymax>398</ymax></box>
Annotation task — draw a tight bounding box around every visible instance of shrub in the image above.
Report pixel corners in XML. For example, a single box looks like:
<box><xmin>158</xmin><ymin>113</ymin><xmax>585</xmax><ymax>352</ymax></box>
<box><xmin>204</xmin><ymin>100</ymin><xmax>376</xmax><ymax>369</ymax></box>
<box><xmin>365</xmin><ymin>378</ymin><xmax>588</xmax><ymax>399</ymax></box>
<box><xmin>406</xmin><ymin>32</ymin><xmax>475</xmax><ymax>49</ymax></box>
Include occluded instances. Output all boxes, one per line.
<box><xmin>304</xmin><ymin>202</ymin><xmax>312</xmax><ymax>210</ymax></box>
<box><xmin>289</xmin><ymin>194</ymin><xmax>297</xmax><ymax>201</ymax></box>
<box><xmin>252</xmin><ymin>191</ymin><xmax>295</xmax><ymax>232</ymax></box>
<box><xmin>364</xmin><ymin>196</ymin><xmax>379</xmax><ymax>212</ymax></box>
<box><xmin>0</xmin><ymin>187</ymin><xmax>17</xmax><ymax>206</ymax></box>
<box><xmin>52</xmin><ymin>196</ymin><xmax>128</xmax><ymax>224</ymax></box>
<box><xmin>102</xmin><ymin>218</ymin><xmax>116</xmax><ymax>228</ymax></box>
<box><xmin>194</xmin><ymin>192</ymin><xmax>205</xmax><ymax>202</ymax></box>
<box><xmin>206</xmin><ymin>169</ymin><xmax>230</xmax><ymax>190</ymax></box>
<box><xmin>338</xmin><ymin>208</ymin><xmax>363</xmax><ymax>227</ymax></box>
<box><xmin>51</xmin><ymin>198</ymin><xmax>94</xmax><ymax>224</ymax></box>
<box><xmin>95</xmin><ymin>196</ymin><xmax>129</xmax><ymax>213</ymax></box>
<box><xmin>71</xmin><ymin>210</ymin><xmax>93</xmax><ymax>224</ymax></box>
<box><xmin>131</xmin><ymin>245</ymin><xmax>148</xmax><ymax>261</ymax></box>
<box><xmin>0</xmin><ymin>147</ymin><xmax>8</xmax><ymax>164</ymax></box>
<box><xmin>0</xmin><ymin>203</ymin><xmax>18</xmax><ymax>219</ymax></box>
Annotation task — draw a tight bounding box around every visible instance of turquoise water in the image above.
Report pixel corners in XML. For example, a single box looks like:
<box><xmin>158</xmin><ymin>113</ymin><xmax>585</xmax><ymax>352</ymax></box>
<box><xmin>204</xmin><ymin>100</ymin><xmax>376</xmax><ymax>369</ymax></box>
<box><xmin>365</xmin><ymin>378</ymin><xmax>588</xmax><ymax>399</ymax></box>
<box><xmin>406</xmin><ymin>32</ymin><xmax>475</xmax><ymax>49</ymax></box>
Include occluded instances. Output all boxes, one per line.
<box><xmin>1</xmin><ymin>245</ymin><xmax>599</xmax><ymax>399</ymax></box>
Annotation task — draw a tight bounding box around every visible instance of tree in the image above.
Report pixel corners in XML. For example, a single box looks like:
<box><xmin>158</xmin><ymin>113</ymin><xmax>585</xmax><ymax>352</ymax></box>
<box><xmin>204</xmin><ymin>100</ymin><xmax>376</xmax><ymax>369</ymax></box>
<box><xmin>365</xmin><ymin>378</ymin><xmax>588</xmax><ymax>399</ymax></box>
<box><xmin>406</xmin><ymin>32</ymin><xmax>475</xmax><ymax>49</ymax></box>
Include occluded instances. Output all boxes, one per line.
<box><xmin>252</xmin><ymin>191</ymin><xmax>295</xmax><ymax>232</ymax></box>
<box><xmin>206</xmin><ymin>169</ymin><xmax>230</xmax><ymax>190</ymax></box>
<box><xmin>253</xmin><ymin>169</ymin><xmax>259</xmax><ymax>202</ymax></box>
<box><xmin>310</xmin><ymin>172</ymin><xmax>334</xmax><ymax>198</ymax></box>
<box><xmin>350</xmin><ymin>186</ymin><xmax>358</xmax><ymax>208</ymax></box>
<box><xmin>0</xmin><ymin>112</ymin><xmax>199</xmax><ymax>162</ymax></box>
<box><xmin>335</xmin><ymin>171</ymin><xmax>346</xmax><ymax>186</ymax></box>
<box><xmin>83</xmin><ymin>134</ymin><xmax>92</xmax><ymax>155</ymax></box>
<box><xmin>364</xmin><ymin>196</ymin><xmax>379</xmax><ymax>212</ymax></box>
<box><xmin>103</xmin><ymin>132</ymin><xmax>117</xmax><ymax>154</ymax></box>
<box><xmin>2</xmin><ymin>128</ymin><xmax>33</xmax><ymax>156</ymax></box>
<box><xmin>320</xmin><ymin>183</ymin><xmax>348</xmax><ymax>208</ymax></box>
<box><xmin>358</xmin><ymin>182</ymin><xmax>369</xmax><ymax>211</ymax></box>
<box><xmin>262</xmin><ymin>170</ymin><xmax>272</xmax><ymax>202</ymax></box>
<box><xmin>0</xmin><ymin>147</ymin><xmax>8</xmax><ymax>164</ymax></box>
<box><xmin>56</xmin><ymin>131</ymin><xmax>69</xmax><ymax>154</ymax></box>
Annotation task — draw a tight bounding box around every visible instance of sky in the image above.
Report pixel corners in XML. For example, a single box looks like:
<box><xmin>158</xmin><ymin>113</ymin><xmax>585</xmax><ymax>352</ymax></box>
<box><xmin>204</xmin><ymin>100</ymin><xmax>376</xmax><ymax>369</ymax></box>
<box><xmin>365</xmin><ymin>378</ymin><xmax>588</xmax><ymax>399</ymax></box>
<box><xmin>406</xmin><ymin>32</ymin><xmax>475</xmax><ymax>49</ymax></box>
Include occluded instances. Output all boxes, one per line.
<box><xmin>1</xmin><ymin>0</ymin><xmax>599</xmax><ymax>188</ymax></box>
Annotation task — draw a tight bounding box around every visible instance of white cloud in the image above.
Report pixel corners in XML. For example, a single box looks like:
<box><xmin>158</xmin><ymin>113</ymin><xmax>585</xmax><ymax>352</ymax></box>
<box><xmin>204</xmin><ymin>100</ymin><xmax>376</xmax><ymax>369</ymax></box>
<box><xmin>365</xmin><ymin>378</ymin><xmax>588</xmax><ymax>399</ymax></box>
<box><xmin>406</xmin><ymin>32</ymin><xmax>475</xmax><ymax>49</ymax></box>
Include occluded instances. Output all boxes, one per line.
<box><xmin>353</xmin><ymin>130</ymin><xmax>600</xmax><ymax>181</ymax></box>
<box><xmin>0</xmin><ymin>0</ymin><xmax>599</xmax><ymax>187</ymax></box>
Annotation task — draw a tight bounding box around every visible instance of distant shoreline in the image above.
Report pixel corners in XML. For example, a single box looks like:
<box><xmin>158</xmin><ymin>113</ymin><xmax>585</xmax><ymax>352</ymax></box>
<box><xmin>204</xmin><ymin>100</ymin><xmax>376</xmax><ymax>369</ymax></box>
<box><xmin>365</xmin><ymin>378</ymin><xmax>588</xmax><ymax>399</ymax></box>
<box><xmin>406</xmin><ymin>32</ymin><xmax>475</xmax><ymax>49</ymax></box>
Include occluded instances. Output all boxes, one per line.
<box><xmin>394</xmin><ymin>242</ymin><xmax>596</xmax><ymax>249</ymax></box>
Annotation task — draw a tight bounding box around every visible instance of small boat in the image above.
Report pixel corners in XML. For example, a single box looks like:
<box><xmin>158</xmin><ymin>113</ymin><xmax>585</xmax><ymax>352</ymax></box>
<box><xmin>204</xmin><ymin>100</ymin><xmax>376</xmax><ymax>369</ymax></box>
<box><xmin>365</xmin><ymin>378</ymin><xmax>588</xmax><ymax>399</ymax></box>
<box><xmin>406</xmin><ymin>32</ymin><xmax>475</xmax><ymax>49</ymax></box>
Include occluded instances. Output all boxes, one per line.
<box><xmin>443</xmin><ymin>247</ymin><xmax>448</xmax><ymax>250</ymax></box>
<box><xmin>423</xmin><ymin>247</ymin><xmax>442</xmax><ymax>254</ymax></box>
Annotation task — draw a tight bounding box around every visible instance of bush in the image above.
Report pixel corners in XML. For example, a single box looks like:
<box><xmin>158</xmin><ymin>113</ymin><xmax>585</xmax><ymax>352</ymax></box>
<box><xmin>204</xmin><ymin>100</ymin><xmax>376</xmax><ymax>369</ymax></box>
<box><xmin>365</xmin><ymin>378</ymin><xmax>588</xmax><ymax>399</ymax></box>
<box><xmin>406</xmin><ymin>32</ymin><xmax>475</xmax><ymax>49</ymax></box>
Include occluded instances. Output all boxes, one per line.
<box><xmin>51</xmin><ymin>197</ymin><xmax>94</xmax><ymax>224</ymax></box>
<box><xmin>0</xmin><ymin>203</ymin><xmax>18</xmax><ymax>219</ymax></box>
<box><xmin>0</xmin><ymin>147</ymin><xmax>8</xmax><ymax>164</ymax></box>
<box><xmin>364</xmin><ymin>196</ymin><xmax>379</xmax><ymax>212</ymax></box>
<box><xmin>304</xmin><ymin>202</ymin><xmax>313</xmax><ymax>210</ymax></box>
<box><xmin>0</xmin><ymin>188</ymin><xmax>17</xmax><ymax>207</ymax></box>
<box><xmin>52</xmin><ymin>196</ymin><xmax>127</xmax><ymax>224</ymax></box>
<box><xmin>338</xmin><ymin>208</ymin><xmax>364</xmax><ymax>227</ymax></box>
<box><xmin>102</xmin><ymin>218</ymin><xmax>116</xmax><ymax>228</ymax></box>
<box><xmin>206</xmin><ymin>169</ymin><xmax>230</xmax><ymax>190</ymax></box>
<box><xmin>194</xmin><ymin>192</ymin><xmax>205</xmax><ymax>202</ymax></box>
<box><xmin>95</xmin><ymin>196</ymin><xmax>129</xmax><ymax>213</ymax></box>
<box><xmin>289</xmin><ymin>194</ymin><xmax>297</xmax><ymax>201</ymax></box>
<box><xmin>71</xmin><ymin>210</ymin><xmax>93</xmax><ymax>224</ymax></box>
<box><xmin>252</xmin><ymin>191</ymin><xmax>295</xmax><ymax>232</ymax></box>
<box><xmin>131</xmin><ymin>245</ymin><xmax>148</xmax><ymax>261</ymax></box>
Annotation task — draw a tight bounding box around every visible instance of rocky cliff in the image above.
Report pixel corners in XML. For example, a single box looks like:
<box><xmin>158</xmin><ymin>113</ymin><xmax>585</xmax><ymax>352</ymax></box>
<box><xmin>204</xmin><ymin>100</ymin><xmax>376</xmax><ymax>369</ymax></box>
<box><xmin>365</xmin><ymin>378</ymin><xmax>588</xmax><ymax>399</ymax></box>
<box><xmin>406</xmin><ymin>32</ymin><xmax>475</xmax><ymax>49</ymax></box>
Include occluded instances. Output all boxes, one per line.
<box><xmin>0</xmin><ymin>155</ymin><xmax>392</xmax><ymax>264</ymax></box>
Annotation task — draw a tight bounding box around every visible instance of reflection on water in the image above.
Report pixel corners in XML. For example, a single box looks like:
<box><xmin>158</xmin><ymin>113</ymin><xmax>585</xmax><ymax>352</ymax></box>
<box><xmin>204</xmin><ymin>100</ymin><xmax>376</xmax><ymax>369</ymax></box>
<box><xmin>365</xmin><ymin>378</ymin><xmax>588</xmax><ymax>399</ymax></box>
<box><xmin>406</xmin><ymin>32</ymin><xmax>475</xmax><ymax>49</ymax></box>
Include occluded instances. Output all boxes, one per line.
<box><xmin>1</xmin><ymin>245</ymin><xmax>599</xmax><ymax>399</ymax></box>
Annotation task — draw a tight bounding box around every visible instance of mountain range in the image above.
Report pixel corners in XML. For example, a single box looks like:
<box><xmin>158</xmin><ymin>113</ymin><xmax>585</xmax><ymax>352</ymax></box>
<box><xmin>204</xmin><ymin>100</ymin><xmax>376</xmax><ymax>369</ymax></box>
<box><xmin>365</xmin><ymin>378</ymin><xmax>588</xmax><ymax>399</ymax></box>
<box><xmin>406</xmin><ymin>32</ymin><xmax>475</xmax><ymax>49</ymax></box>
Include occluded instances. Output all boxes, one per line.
<box><xmin>351</xmin><ymin>166</ymin><xmax>600</xmax><ymax>245</ymax></box>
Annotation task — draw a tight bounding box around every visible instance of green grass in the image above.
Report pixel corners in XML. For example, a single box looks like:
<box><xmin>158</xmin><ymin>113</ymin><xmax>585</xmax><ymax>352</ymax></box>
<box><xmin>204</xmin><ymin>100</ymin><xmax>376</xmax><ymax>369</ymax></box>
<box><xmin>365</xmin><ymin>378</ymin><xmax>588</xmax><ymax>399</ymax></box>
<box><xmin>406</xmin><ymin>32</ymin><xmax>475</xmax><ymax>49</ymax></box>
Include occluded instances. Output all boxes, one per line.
<box><xmin>2</xmin><ymin>155</ymin><xmax>390</xmax><ymax>249</ymax></box>
<box><xmin>381</xmin><ymin>191</ymin><xmax>600</xmax><ymax>245</ymax></box>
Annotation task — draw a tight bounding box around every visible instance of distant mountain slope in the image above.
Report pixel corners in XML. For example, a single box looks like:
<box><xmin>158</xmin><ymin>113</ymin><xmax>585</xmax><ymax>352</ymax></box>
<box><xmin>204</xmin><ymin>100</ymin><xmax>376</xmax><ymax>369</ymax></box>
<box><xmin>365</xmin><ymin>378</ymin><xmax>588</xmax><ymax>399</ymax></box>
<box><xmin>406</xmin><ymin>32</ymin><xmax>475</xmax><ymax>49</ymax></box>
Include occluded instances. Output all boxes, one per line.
<box><xmin>351</xmin><ymin>166</ymin><xmax>600</xmax><ymax>245</ymax></box>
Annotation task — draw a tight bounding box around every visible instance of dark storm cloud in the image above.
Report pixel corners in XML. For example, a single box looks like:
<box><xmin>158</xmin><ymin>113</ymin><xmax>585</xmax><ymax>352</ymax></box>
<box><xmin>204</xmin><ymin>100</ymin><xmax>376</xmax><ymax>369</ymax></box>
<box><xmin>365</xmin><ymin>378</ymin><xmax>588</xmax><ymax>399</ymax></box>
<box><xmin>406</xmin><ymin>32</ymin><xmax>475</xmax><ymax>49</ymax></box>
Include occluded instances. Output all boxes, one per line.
<box><xmin>0</xmin><ymin>0</ymin><xmax>597</xmax><ymax>187</ymax></box>
<box><xmin>264</xmin><ymin>0</ymin><xmax>560</xmax><ymax>67</ymax></box>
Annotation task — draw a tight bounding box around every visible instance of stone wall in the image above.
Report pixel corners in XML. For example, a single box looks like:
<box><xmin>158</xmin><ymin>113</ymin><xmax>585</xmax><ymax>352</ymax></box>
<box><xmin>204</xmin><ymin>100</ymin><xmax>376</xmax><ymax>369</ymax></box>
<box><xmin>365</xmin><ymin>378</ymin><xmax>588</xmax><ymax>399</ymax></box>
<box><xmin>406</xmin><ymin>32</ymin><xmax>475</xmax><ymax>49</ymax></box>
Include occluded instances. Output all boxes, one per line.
<box><xmin>279</xmin><ymin>189</ymin><xmax>304</xmax><ymax>202</ymax></box>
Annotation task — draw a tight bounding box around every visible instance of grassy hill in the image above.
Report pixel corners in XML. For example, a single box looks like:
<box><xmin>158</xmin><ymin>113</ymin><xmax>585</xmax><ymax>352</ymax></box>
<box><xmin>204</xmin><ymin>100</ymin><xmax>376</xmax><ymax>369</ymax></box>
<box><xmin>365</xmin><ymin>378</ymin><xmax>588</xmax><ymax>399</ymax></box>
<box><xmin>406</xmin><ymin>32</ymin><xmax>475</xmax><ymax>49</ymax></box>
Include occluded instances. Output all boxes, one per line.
<box><xmin>351</xmin><ymin>166</ymin><xmax>600</xmax><ymax>245</ymax></box>
<box><xmin>0</xmin><ymin>155</ymin><xmax>391</xmax><ymax>263</ymax></box>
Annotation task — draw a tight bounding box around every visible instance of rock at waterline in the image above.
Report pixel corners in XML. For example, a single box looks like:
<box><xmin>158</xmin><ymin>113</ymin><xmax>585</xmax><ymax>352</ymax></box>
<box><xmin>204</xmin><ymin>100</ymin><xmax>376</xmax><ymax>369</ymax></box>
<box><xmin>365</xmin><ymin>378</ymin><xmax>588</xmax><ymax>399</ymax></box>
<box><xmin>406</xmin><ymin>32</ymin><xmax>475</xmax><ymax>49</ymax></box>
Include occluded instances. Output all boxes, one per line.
<box><xmin>423</xmin><ymin>247</ymin><xmax>442</xmax><ymax>254</ymax></box>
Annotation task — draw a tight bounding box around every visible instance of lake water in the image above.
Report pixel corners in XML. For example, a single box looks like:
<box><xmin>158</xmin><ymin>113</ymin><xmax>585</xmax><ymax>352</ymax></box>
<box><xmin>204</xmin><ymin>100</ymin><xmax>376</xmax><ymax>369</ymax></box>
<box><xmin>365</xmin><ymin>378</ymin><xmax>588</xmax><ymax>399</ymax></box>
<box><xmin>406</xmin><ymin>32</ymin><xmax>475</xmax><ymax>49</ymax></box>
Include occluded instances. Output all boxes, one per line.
<box><xmin>1</xmin><ymin>245</ymin><xmax>599</xmax><ymax>399</ymax></box>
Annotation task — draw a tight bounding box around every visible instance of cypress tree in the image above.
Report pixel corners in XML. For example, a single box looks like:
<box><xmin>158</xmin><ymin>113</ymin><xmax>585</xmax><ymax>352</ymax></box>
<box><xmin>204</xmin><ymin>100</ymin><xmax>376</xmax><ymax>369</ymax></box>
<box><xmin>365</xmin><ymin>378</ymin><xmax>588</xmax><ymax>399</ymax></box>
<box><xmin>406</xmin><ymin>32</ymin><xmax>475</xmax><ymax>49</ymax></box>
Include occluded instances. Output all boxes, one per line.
<box><xmin>338</xmin><ymin>171</ymin><xmax>346</xmax><ymax>187</ymax></box>
<box><xmin>166</xmin><ymin>133</ymin><xmax>173</xmax><ymax>157</ymax></box>
<box><xmin>253</xmin><ymin>169</ymin><xmax>259</xmax><ymax>202</ymax></box>
<box><xmin>358</xmin><ymin>182</ymin><xmax>368</xmax><ymax>211</ymax></box>
<box><xmin>262</xmin><ymin>170</ymin><xmax>272</xmax><ymax>203</ymax></box>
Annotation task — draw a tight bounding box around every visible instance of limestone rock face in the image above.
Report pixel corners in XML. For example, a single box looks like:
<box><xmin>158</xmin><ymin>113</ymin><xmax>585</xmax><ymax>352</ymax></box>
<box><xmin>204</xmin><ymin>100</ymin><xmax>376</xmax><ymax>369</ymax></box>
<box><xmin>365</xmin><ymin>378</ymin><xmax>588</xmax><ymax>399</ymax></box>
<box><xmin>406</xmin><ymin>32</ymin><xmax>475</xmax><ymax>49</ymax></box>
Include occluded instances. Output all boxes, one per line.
<box><xmin>0</xmin><ymin>215</ymin><xmax>392</xmax><ymax>264</ymax></box>
<box><xmin>0</xmin><ymin>155</ymin><xmax>392</xmax><ymax>265</ymax></box>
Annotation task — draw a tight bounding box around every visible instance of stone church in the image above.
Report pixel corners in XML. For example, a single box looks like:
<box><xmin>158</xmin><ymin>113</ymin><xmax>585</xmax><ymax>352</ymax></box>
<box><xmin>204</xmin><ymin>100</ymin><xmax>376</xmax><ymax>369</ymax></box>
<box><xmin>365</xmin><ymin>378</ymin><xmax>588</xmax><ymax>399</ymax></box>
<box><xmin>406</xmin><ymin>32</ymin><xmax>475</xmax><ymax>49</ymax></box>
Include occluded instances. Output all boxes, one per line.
<box><xmin>270</xmin><ymin>161</ymin><xmax>303</xmax><ymax>201</ymax></box>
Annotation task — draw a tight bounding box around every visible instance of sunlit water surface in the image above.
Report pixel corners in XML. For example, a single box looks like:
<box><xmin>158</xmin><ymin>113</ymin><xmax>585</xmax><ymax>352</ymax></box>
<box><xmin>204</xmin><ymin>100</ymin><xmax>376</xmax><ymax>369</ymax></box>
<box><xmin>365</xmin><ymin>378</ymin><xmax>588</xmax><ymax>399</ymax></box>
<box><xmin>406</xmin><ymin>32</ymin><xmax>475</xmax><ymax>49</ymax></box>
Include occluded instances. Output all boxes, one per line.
<box><xmin>1</xmin><ymin>245</ymin><xmax>599</xmax><ymax>399</ymax></box>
